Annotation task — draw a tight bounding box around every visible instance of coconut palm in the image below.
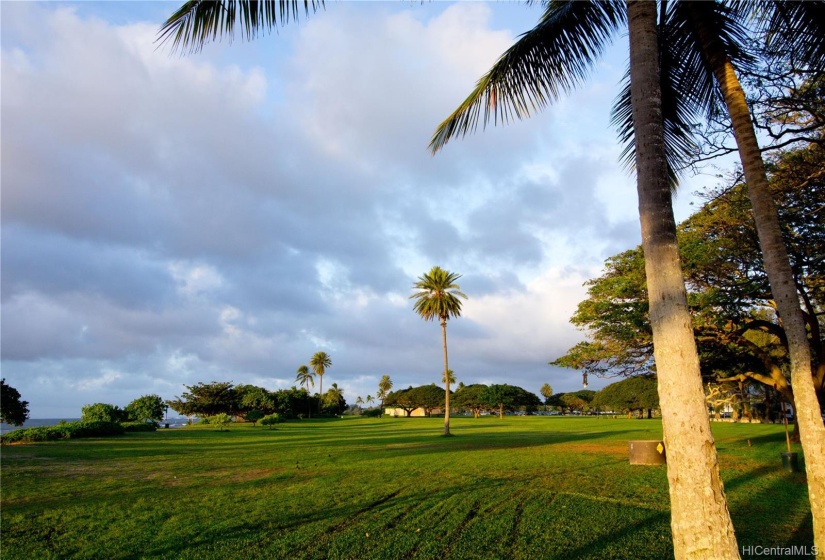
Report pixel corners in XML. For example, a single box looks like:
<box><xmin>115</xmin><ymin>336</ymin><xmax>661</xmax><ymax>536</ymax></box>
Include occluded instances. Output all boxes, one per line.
<box><xmin>377</xmin><ymin>375</ymin><xmax>392</xmax><ymax>409</ymax></box>
<box><xmin>540</xmin><ymin>383</ymin><xmax>553</xmax><ymax>411</ymax></box>
<box><xmin>309</xmin><ymin>351</ymin><xmax>332</xmax><ymax>399</ymax></box>
<box><xmin>295</xmin><ymin>365</ymin><xmax>314</xmax><ymax>393</ymax></box>
<box><xmin>430</xmin><ymin>2</ymin><xmax>738</xmax><ymax>556</ymax></box>
<box><xmin>442</xmin><ymin>369</ymin><xmax>456</xmax><ymax>385</ymax></box>
<box><xmin>366</xmin><ymin>394</ymin><xmax>374</xmax><ymax>408</ymax></box>
<box><xmin>410</xmin><ymin>266</ymin><xmax>467</xmax><ymax>437</ymax></box>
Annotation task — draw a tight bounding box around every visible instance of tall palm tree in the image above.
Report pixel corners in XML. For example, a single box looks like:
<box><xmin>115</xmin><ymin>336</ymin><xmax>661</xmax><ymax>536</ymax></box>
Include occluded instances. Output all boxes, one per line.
<box><xmin>377</xmin><ymin>375</ymin><xmax>392</xmax><ymax>410</ymax></box>
<box><xmin>309</xmin><ymin>351</ymin><xmax>332</xmax><ymax>399</ymax></box>
<box><xmin>410</xmin><ymin>266</ymin><xmax>467</xmax><ymax>437</ymax></box>
<box><xmin>430</xmin><ymin>2</ymin><xmax>738</xmax><ymax>556</ymax></box>
<box><xmin>666</xmin><ymin>3</ymin><xmax>825</xmax><ymax>546</ymax></box>
<box><xmin>365</xmin><ymin>394</ymin><xmax>374</xmax><ymax>408</ymax></box>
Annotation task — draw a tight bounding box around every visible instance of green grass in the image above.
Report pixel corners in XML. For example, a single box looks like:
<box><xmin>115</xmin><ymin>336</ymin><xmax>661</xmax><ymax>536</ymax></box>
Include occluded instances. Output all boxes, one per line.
<box><xmin>0</xmin><ymin>417</ymin><xmax>812</xmax><ymax>559</ymax></box>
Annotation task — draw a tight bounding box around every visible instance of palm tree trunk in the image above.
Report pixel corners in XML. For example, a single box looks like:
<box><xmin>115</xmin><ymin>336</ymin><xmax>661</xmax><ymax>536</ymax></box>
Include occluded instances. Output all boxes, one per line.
<box><xmin>686</xmin><ymin>7</ymin><xmax>825</xmax><ymax>548</ymax></box>
<box><xmin>627</xmin><ymin>3</ymin><xmax>739</xmax><ymax>558</ymax></box>
<box><xmin>441</xmin><ymin>318</ymin><xmax>451</xmax><ymax>436</ymax></box>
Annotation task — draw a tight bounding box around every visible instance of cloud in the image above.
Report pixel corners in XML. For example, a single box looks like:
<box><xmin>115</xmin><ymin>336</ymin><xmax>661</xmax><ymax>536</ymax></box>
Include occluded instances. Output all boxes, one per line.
<box><xmin>1</xmin><ymin>1</ymin><xmax>650</xmax><ymax>417</ymax></box>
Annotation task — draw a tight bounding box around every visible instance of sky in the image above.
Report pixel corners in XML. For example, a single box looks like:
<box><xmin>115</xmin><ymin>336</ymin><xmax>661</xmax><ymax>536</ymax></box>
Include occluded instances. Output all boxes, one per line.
<box><xmin>1</xmin><ymin>1</ymin><xmax>720</xmax><ymax>418</ymax></box>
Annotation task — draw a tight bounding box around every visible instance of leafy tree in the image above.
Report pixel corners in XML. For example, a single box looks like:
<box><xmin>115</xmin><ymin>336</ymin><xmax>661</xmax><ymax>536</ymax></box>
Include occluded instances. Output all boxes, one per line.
<box><xmin>482</xmin><ymin>384</ymin><xmax>541</xmax><ymax>419</ymax></box>
<box><xmin>235</xmin><ymin>384</ymin><xmax>277</xmax><ymax>415</ymax></box>
<box><xmin>592</xmin><ymin>376</ymin><xmax>659</xmax><ymax>418</ymax></box>
<box><xmin>125</xmin><ymin>394</ymin><xmax>165</xmax><ymax>423</ymax></box>
<box><xmin>377</xmin><ymin>375</ymin><xmax>393</xmax><ymax>409</ymax></box>
<box><xmin>81</xmin><ymin>403</ymin><xmax>126</xmax><ymax>423</ymax></box>
<box><xmin>261</xmin><ymin>413</ymin><xmax>281</xmax><ymax>429</ymax></box>
<box><xmin>554</xmin><ymin>147</ymin><xmax>825</xmax><ymax>436</ymax></box>
<box><xmin>384</xmin><ymin>387</ymin><xmax>419</xmax><ymax>418</ymax></box>
<box><xmin>309</xmin><ymin>351</ymin><xmax>332</xmax><ymax>402</ymax></box>
<box><xmin>411</xmin><ymin>266</ymin><xmax>467</xmax><ymax>436</ymax></box>
<box><xmin>167</xmin><ymin>381</ymin><xmax>238</xmax><ymax>418</ymax></box>
<box><xmin>1</xmin><ymin>379</ymin><xmax>30</xmax><ymax>426</ymax></box>
<box><xmin>409</xmin><ymin>384</ymin><xmax>446</xmax><ymax>417</ymax></box>
<box><xmin>452</xmin><ymin>384</ymin><xmax>489</xmax><ymax>418</ymax></box>
<box><xmin>244</xmin><ymin>409</ymin><xmax>265</xmax><ymax>425</ymax></box>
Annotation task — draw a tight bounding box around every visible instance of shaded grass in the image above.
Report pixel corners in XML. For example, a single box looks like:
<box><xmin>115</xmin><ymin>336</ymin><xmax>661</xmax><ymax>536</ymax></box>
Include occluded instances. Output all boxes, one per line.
<box><xmin>0</xmin><ymin>416</ymin><xmax>813</xmax><ymax>559</ymax></box>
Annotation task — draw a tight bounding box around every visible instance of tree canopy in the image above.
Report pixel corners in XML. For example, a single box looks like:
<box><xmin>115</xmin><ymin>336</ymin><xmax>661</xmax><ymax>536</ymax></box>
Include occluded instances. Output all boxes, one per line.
<box><xmin>1</xmin><ymin>379</ymin><xmax>30</xmax><ymax>426</ymax></box>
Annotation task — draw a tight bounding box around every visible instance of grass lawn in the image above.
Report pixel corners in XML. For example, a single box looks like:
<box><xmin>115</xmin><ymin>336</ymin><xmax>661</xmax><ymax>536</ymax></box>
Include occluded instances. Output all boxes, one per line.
<box><xmin>0</xmin><ymin>416</ymin><xmax>813</xmax><ymax>559</ymax></box>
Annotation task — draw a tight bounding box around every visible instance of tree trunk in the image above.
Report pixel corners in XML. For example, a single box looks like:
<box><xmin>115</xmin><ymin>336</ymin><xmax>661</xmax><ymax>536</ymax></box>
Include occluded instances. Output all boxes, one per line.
<box><xmin>685</xmin><ymin>5</ymin><xmax>825</xmax><ymax>548</ymax></box>
<box><xmin>627</xmin><ymin>3</ymin><xmax>740</xmax><ymax>558</ymax></box>
<box><xmin>441</xmin><ymin>318</ymin><xmax>451</xmax><ymax>436</ymax></box>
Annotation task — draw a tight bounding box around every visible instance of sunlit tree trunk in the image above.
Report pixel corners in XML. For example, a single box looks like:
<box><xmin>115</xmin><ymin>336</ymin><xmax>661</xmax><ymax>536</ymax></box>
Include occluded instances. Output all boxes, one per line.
<box><xmin>685</xmin><ymin>6</ymin><xmax>825</xmax><ymax>549</ymax></box>
<box><xmin>441</xmin><ymin>317</ymin><xmax>451</xmax><ymax>436</ymax></box>
<box><xmin>628</xmin><ymin>2</ymin><xmax>739</xmax><ymax>558</ymax></box>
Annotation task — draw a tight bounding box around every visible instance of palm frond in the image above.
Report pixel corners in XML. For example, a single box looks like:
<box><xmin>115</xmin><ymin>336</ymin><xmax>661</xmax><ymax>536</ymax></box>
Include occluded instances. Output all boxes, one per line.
<box><xmin>611</xmin><ymin>1</ymin><xmax>753</xmax><ymax>187</ymax></box>
<box><xmin>762</xmin><ymin>0</ymin><xmax>825</xmax><ymax>71</ymax></box>
<box><xmin>430</xmin><ymin>0</ymin><xmax>625</xmax><ymax>153</ymax></box>
<box><xmin>157</xmin><ymin>0</ymin><xmax>324</xmax><ymax>54</ymax></box>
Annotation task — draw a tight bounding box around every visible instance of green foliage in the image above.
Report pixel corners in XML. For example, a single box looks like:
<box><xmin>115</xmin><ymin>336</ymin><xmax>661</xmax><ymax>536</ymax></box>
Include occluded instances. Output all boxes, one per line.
<box><xmin>121</xmin><ymin>421</ymin><xmax>159</xmax><ymax>432</ymax></box>
<box><xmin>81</xmin><ymin>403</ymin><xmax>127</xmax><ymax>423</ymax></box>
<box><xmin>167</xmin><ymin>381</ymin><xmax>238</xmax><ymax>418</ymax></box>
<box><xmin>321</xmin><ymin>383</ymin><xmax>347</xmax><ymax>415</ymax></box>
<box><xmin>553</xmin><ymin>147</ymin><xmax>825</xmax><ymax>402</ymax></box>
<box><xmin>125</xmin><ymin>394</ymin><xmax>165</xmax><ymax>423</ymax></box>
<box><xmin>1</xmin><ymin>421</ymin><xmax>125</xmax><ymax>444</ymax></box>
<box><xmin>410</xmin><ymin>266</ymin><xmax>467</xmax><ymax>324</ymax></box>
<box><xmin>482</xmin><ymin>384</ymin><xmax>542</xmax><ymax>418</ymax></box>
<box><xmin>260</xmin><ymin>413</ymin><xmax>281</xmax><ymax>428</ymax></box>
<box><xmin>211</xmin><ymin>413</ymin><xmax>232</xmax><ymax>431</ymax></box>
<box><xmin>361</xmin><ymin>408</ymin><xmax>382</xmax><ymax>418</ymax></box>
<box><xmin>1</xmin><ymin>379</ymin><xmax>30</xmax><ymax>426</ymax></box>
<box><xmin>452</xmin><ymin>384</ymin><xmax>489</xmax><ymax>417</ymax></box>
<box><xmin>592</xmin><ymin>376</ymin><xmax>660</xmax><ymax>416</ymax></box>
<box><xmin>244</xmin><ymin>410</ymin><xmax>265</xmax><ymax>425</ymax></box>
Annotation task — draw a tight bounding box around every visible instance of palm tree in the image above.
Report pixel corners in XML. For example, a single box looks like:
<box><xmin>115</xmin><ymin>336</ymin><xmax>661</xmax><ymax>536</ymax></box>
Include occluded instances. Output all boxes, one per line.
<box><xmin>666</xmin><ymin>3</ymin><xmax>825</xmax><ymax>545</ymax></box>
<box><xmin>295</xmin><ymin>365</ymin><xmax>314</xmax><ymax>393</ymax></box>
<box><xmin>365</xmin><ymin>394</ymin><xmax>374</xmax><ymax>408</ymax></box>
<box><xmin>356</xmin><ymin>396</ymin><xmax>364</xmax><ymax>409</ymax></box>
<box><xmin>430</xmin><ymin>2</ymin><xmax>738</xmax><ymax>556</ymax></box>
<box><xmin>410</xmin><ymin>266</ymin><xmax>467</xmax><ymax>437</ymax></box>
<box><xmin>377</xmin><ymin>375</ymin><xmax>392</xmax><ymax>410</ymax></box>
<box><xmin>295</xmin><ymin>364</ymin><xmax>314</xmax><ymax>418</ymax></box>
<box><xmin>442</xmin><ymin>369</ymin><xmax>456</xmax><ymax>385</ymax></box>
<box><xmin>309</xmin><ymin>351</ymin><xmax>332</xmax><ymax>400</ymax></box>
<box><xmin>540</xmin><ymin>383</ymin><xmax>553</xmax><ymax>411</ymax></box>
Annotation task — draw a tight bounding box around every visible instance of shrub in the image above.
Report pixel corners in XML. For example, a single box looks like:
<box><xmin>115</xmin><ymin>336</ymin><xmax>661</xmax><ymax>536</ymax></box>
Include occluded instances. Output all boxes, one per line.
<box><xmin>362</xmin><ymin>409</ymin><xmax>383</xmax><ymax>418</ymax></box>
<box><xmin>260</xmin><ymin>414</ymin><xmax>281</xmax><ymax>429</ymax></box>
<box><xmin>244</xmin><ymin>410</ymin><xmax>265</xmax><ymax>425</ymax></box>
<box><xmin>81</xmin><ymin>403</ymin><xmax>127</xmax><ymax>423</ymax></box>
<box><xmin>1</xmin><ymin>421</ymin><xmax>125</xmax><ymax>445</ymax></box>
<box><xmin>121</xmin><ymin>421</ymin><xmax>158</xmax><ymax>432</ymax></box>
<box><xmin>211</xmin><ymin>413</ymin><xmax>232</xmax><ymax>431</ymax></box>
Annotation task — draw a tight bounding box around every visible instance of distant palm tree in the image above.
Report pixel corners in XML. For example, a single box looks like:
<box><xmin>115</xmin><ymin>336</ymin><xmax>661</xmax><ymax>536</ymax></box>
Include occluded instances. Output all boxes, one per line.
<box><xmin>377</xmin><ymin>375</ymin><xmax>393</xmax><ymax>409</ymax></box>
<box><xmin>310</xmin><ymin>351</ymin><xmax>332</xmax><ymax>399</ymax></box>
<box><xmin>366</xmin><ymin>394</ymin><xmax>374</xmax><ymax>408</ymax></box>
<box><xmin>356</xmin><ymin>396</ymin><xmax>364</xmax><ymax>408</ymax></box>
<box><xmin>411</xmin><ymin>266</ymin><xmax>467</xmax><ymax>437</ymax></box>
<box><xmin>540</xmin><ymin>383</ymin><xmax>554</xmax><ymax>411</ymax></box>
<box><xmin>295</xmin><ymin>365</ymin><xmax>314</xmax><ymax>393</ymax></box>
<box><xmin>442</xmin><ymin>369</ymin><xmax>456</xmax><ymax>385</ymax></box>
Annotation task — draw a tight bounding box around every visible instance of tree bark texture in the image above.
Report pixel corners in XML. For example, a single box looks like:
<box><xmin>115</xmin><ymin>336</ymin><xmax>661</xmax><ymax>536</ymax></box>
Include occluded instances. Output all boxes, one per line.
<box><xmin>441</xmin><ymin>318</ymin><xmax>451</xmax><ymax>436</ymax></box>
<box><xmin>686</xmin><ymin>5</ymin><xmax>825</xmax><ymax>550</ymax></box>
<box><xmin>628</xmin><ymin>2</ymin><xmax>740</xmax><ymax>558</ymax></box>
